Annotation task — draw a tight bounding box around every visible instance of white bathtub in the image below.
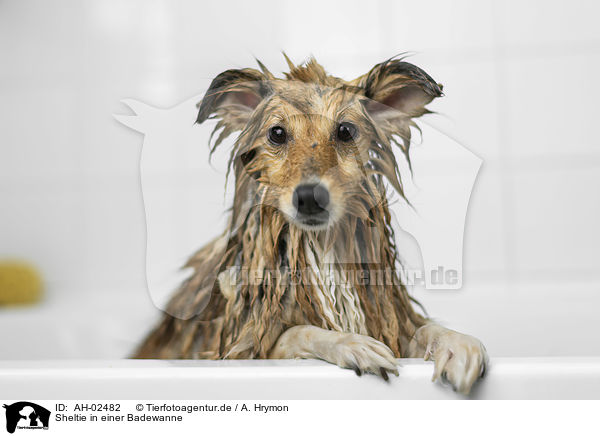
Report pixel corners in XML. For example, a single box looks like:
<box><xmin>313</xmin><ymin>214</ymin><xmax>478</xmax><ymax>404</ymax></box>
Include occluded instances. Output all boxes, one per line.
<box><xmin>1</xmin><ymin>357</ymin><xmax>599</xmax><ymax>400</ymax></box>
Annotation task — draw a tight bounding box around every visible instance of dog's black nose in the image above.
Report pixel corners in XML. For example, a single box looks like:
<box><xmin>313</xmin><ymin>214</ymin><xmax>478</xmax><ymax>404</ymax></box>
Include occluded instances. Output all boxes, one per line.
<box><xmin>293</xmin><ymin>183</ymin><xmax>329</xmax><ymax>216</ymax></box>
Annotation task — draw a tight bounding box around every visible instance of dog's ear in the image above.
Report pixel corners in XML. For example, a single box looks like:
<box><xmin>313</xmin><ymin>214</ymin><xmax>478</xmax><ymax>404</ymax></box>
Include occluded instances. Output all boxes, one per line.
<box><xmin>354</xmin><ymin>59</ymin><xmax>443</xmax><ymax>176</ymax></box>
<box><xmin>196</xmin><ymin>68</ymin><xmax>270</xmax><ymax>131</ymax></box>
<box><xmin>358</xmin><ymin>59</ymin><xmax>442</xmax><ymax>121</ymax></box>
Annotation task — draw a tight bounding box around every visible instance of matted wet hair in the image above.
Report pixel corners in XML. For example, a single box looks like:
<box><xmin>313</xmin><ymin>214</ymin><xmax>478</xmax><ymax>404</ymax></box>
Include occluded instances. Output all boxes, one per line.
<box><xmin>135</xmin><ymin>55</ymin><xmax>443</xmax><ymax>359</ymax></box>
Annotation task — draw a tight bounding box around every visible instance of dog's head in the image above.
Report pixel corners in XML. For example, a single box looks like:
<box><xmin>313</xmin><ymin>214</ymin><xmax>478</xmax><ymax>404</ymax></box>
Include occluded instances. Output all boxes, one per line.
<box><xmin>196</xmin><ymin>56</ymin><xmax>442</xmax><ymax>231</ymax></box>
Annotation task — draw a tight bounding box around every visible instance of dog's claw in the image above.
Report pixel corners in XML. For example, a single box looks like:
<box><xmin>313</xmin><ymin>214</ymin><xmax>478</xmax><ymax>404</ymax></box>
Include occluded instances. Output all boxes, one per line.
<box><xmin>432</xmin><ymin>349</ymin><xmax>451</xmax><ymax>382</ymax></box>
<box><xmin>380</xmin><ymin>367</ymin><xmax>389</xmax><ymax>381</ymax></box>
<box><xmin>424</xmin><ymin>343</ymin><xmax>432</xmax><ymax>361</ymax></box>
<box><xmin>323</xmin><ymin>332</ymin><xmax>399</xmax><ymax>380</ymax></box>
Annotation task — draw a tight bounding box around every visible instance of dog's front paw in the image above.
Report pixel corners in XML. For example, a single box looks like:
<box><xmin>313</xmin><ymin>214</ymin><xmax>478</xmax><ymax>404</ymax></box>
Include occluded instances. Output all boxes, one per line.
<box><xmin>329</xmin><ymin>333</ymin><xmax>399</xmax><ymax>380</ymax></box>
<box><xmin>417</xmin><ymin>325</ymin><xmax>488</xmax><ymax>395</ymax></box>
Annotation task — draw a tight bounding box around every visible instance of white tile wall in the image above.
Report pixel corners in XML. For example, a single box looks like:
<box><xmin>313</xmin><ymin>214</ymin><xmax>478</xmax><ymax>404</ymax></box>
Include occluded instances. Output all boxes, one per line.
<box><xmin>494</xmin><ymin>0</ymin><xmax>600</xmax><ymax>47</ymax></box>
<box><xmin>280</xmin><ymin>0</ymin><xmax>385</xmax><ymax>59</ymax></box>
<box><xmin>462</xmin><ymin>165</ymin><xmax>507</xmax><ymax>278</ymax></box>
<box><xmin>380</xmin><ymin>0</ymin><xmax>495</xmax><ymax>56</ymax></box>
<box><xmin>1</xmin><ymin>0</ymin><xmax>599</xmax><ymax>357</ymax></box>
<box><xmin>511</xmin><ymin>166</ymin><xmax>600</xmax><ymax>275</ymax></box>
<box><xmin>503</xmin><ymin>53</ymin><xmax>600</xmax><ymax>159</ymax></box>
<box><xmin>425</xmin><ymin>60</ymin><xmax>502</xmax><ymax>162</ymax></box>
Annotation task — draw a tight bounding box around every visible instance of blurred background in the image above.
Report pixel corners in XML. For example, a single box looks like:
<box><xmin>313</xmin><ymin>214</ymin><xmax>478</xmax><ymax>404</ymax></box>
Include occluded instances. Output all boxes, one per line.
<box><xmin>0</xmin><ymin>0</ymin><xmax>599</xmax><ymax>359</ymax></box>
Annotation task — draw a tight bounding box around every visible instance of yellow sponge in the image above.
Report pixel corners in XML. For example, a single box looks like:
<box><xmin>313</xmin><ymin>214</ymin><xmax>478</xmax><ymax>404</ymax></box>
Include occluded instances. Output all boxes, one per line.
<box><xmin>0</xmin><ymin>261</ymin><xmax>43</xmax><ymax>305</ymax></box>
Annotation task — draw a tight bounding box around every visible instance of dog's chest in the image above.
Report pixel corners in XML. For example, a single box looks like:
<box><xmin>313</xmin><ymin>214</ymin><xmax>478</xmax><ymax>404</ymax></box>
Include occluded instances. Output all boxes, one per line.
<box><xmin>303</xmin><ymin>241</ymin><xmax>368</xmax><ymax>334</ymax></box>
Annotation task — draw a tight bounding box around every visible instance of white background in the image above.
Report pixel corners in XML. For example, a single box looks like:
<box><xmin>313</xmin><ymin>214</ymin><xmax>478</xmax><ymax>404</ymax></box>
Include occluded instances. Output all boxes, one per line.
<box><xmin>0</xmin><ymin>0</ymin><xmax>599</xmax><ymax>359</ymax></box>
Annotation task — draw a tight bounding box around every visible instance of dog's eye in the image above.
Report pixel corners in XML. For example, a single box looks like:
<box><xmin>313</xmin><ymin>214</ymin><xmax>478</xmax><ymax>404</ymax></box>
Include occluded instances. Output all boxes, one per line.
<box><xmin>337</xmin><ymin>122</ymin><xmax>357</xmax><ymax>142</ymax></box>
<box><xmin>268</xmin><ymin>126</ymin><xmax>287</xmax><ymax>145</ymax></box>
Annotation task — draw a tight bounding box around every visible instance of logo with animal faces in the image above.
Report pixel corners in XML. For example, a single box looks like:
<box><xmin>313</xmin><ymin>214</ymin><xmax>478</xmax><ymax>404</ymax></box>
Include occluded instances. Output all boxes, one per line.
<box><xmin>3</xmin><ymin>402</ymin><xmax>50</xmax><ymax>433</ymax></box>
<box><xmin>114</xmin><ymin>64</ymin><xmax>481</xmax><ymax>318</ymax></box>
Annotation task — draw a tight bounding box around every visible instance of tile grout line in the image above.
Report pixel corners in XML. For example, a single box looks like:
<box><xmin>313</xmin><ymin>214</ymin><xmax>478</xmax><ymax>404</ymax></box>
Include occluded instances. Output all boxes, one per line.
<box><xmin>490</xmin><ymin>1</ymin><xmax>518</xmax><ymax>290</ymax></box>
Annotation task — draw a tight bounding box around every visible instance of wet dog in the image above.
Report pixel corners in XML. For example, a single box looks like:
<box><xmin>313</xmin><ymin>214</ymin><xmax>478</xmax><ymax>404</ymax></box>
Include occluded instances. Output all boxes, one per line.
<box><xmin>135</xmin><ymin>55</ymin><xmax>488</xmax><ymax>394</ymax></box>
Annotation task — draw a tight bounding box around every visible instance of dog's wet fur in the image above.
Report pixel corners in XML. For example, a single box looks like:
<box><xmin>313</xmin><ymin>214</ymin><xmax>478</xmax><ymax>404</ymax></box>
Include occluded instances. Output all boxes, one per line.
<box><xmin>135</xmin><ymin>55</ymin><xmax>488</xmax><ymax>394</ymax></box>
